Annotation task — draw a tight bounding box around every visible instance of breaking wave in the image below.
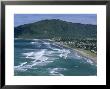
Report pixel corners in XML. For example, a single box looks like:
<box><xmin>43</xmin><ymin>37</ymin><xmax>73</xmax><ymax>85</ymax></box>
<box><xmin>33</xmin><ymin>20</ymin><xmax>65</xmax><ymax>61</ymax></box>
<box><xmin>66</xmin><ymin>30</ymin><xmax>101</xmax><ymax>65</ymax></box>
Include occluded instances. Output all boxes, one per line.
<box><xmin>48</xmin><ymin>68</ymin><xmax>67</xmax><ymax>76</ymax></box>
<box><xmin>14</xmin><ymin>39</ymin><xmax>97</xmax><ymax>75</ymax></box>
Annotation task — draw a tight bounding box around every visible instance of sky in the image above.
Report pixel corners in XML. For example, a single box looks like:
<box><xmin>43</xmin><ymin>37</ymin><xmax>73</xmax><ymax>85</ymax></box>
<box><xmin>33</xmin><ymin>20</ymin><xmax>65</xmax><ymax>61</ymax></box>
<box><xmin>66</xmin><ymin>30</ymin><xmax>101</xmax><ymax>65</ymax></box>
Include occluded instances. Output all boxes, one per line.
<box><xmin>14</xmin><ymin>14</ymin><xmax>97</xmax><ymax>27</ymax></box>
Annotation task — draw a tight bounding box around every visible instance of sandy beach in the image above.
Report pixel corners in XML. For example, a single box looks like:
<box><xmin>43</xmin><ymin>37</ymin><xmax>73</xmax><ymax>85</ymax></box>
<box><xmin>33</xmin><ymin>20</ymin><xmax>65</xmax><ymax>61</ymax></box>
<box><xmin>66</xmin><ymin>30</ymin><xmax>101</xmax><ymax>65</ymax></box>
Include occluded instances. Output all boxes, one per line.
<box><xmin>72</xmin><ymin>49</ymin><xmax>97</xmax><ymax>64</ymax></box>
<box><xmin>51</xmin><ymin>40</ymin><xmax>97</xmax><ymax>65</ymax></box>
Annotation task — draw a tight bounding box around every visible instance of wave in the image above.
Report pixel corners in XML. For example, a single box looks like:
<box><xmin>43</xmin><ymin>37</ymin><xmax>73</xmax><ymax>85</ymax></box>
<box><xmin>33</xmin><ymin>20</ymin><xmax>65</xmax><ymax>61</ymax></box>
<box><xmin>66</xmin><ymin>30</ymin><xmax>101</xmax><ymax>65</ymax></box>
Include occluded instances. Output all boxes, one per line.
<box><xmin>30</xmin><ymin>40</ymin><xmax>52</xmax><ymax>49</ymax></box>
<box><xmin>22</xmin><ymin>46</ymin><xmax>71</xmax><ymax>63</ymax></box>
<box><xmin>14</xmin><ymin>39</ymin><xmax>97</xmax><ymax>75</ymax></box>
<box><xmin>15</xmin><ymin>39</ymin><xmax>95</xmax><ymax>72</ymax></box>
<box><xmin>83</xmin><ymin>57</ymin><xmax>94</xmax><ymax>65</ymax></box>
<box><xmin>17</xmin><ymin>47</ymin><xmax>71</xmax><ymax>72</ymax></box>
<box><xmin>48</xmin><ymin>68</ymin><xmax>66</xmax><ymax>76</ymax></box>
<box><xmin>22</xmin><ymin>52</ymin><xmax>34</xmax><ymax>59</ymax></box>
<box><xmin>15</xmin><ymin>49</ymin><xmax>57</xmax><ymax>72</ymax></box>
<box><xmin>73</xmin><ymin>52</ymin><xmax>82</xmax><ymax>59</ymax></box>
<box><xmin>14</xmin><ymin>38</ymin><xmax>23</xmax><ymax>40</ymax></box>
<box><xmin>15</xmin><ymin>62</ymin><xmax>27</xmax><ymax>68</ymax></box>
<box><xmin>43</xmin><ymin>42</ymin><xmax>52</xmax><ymax>49</ymax></box>
<box><xmin>30</xmin><ymin>42</ymin><xmax>37</xmax><ymax>44</ymax></box>
<box><xmin>58</xmin><ymin>49</ymin><xmax>70</xmax><ymax>59</ymax></box>
<box><xmin>30</xmin><ymin>41</ymin><xmax>41</xmax><ymax>48</ymax></box>
<box><xmin>14</xmin><ymin>62</ymin><xmax>28</xmax><ymax>72</ymax></box>
<box><xmin>23</xmin><ymin>49</ymin><xmax>36</xmax><ymax>51</ymax></box>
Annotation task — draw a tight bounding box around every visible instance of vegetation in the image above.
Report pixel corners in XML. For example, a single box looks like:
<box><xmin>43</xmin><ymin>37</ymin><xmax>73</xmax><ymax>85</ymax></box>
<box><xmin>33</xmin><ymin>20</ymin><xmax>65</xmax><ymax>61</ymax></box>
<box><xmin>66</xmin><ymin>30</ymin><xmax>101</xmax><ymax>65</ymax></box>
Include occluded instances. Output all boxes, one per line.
<box><xmin>14</xmin><ymin>19</ymin><xmax>97</xmax><ymax>55</ymax></box>
<box><xmin>54</xmin><ymin>38</ymin><xmax>97</xmax><ymax>54</ymax></box>
<box><xmin>15</xmin><ymin>19</ymin><xmax>96</xmax><ymax>39</ymax></box>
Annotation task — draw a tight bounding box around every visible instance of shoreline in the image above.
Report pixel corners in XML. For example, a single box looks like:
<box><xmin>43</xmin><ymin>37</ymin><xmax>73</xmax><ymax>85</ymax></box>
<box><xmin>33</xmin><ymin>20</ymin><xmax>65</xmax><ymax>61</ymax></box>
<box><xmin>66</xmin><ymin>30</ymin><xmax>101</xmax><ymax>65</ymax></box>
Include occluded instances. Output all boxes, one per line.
<box><xmin>15</xmin><ymin>38</ymin><xmax>97</xmax><ymax>65</ymax></box>
<box><xmin>52</xmin><ymin>40</ymin><xmax>97</xmax><ymax>65</ymax></box>
<box><xmin>72</xmin><ymin>49</ymin><xmax>97</xmax><ymax>64</ymax></box>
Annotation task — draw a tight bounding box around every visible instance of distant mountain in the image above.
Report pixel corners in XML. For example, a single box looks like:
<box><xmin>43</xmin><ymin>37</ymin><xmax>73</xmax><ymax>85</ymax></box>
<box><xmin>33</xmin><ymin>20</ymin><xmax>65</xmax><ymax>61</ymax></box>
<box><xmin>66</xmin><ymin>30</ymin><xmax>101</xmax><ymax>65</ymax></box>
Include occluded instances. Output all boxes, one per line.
<box><xmin>14</xmin><ymin>19</ymin><xmax>97</xmax><ymax>39</ymax></box>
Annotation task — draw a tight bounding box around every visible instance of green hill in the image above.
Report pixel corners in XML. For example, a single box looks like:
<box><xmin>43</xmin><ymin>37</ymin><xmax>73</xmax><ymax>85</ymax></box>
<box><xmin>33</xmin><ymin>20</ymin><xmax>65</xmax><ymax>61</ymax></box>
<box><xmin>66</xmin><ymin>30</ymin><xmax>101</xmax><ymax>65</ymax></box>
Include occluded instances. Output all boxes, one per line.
<box><xmin>14</xmin><ymin>19</ymin><xmax>97</xmax><ymax>39</ymax></box>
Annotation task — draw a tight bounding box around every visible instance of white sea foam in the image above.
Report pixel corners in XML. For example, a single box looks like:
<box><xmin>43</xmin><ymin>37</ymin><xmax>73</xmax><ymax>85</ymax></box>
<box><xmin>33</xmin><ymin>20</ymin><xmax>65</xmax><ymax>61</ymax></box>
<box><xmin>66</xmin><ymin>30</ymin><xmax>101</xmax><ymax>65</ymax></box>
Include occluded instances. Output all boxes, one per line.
<box><xmin>14</xmin><ymin>62</ymin><xmax>27</xmax><ymax>68</ymax></box>
<box><xmin>32</xmin><ymin>60</ymin><xmax>53</xmax><ymax>66</ymax></box>
<box><xmin>14</xmin><ymin>62</ymin><xmax>28</xmax><ymax>72</ymax></box>
<box><xmin>15</xmin><ymin>39</ymin><xmax>96</xmax><ymax>75</ymax></box>
<box><xmin>30</xmin><ymin>41</ymin><xmax>41</xmax><ymax>47</ymax></box>
<box><xmin>14</xmin><ymin>68</ymin><xmax>27</xmax><ymax>72</ymax></box>
<box><xmin>32</xmin><ymin>56</ymin><xmax>48</xmax><ymax>63</ymax></box>
<box><xmin>22</xmin><ymin>49</ymin><xmax>46</xmax><ymax>60</ymax></box>
<box><xmin>16</xmin><ymin>40</ymin><xmax>72</xmax><ymax>72</ymax></box>
<box><xmin>16</xmin><ymin>49</ymin><xmax>57</xmax><ymax>71</ymax></box>
<box><xmin>45</xmin><ymin>51</ymin><xmax>54</xmax><ymax>55</ymax></box>
<box><xmin>59</xmin><ymin>54</ymin><xmax>63</xmax><ymax>58</ymax></box>
<box><xmin>48</xmin><ymin>68</ymin><xmax>66</xmax><ymax>76</ymax></box>
<box><xmin>58</xmin><ymin>49</ymin><xmax>70</xmax><ymax>59</ymax></box>
<box><xmin>42</xmin><ymin>41</ymin><xmax>52</xmax><ymax>49</ymax></box>
<box><xmin>72</xmin><ymin>51</ymin><xmax>95</xmax><ymax>65</ymax></box>
<box><xmin>87</xmin><ymin>59</ymin><xmax>93</xmax><ymax>64</ymax></box>
<box><xmin>70</xmin><ymin>52</ymin><xmax>82</xmax><ymax>60</ymax></box>
<box><xmin>30</xmin><ymin>42</ymin><xmax>37</xmax><ymax>44</ymax></box>
<box><xmin>45</xmin><ymin>48</ymin><xmax>71</xmax><ymax>59</ymax></box>
<box><xmin>43</xmin><ymin>42</ymin><xmax>50</xmax><ymax>45</ymax></box>
<box><xmin>84</xmin><ymin>58</ymin><xmax>94</xmax><ymax>65</ymax></box>
<box><xmin>24</xmin><ymin>49</ymin><xmax>36</xmax><ymax>51</ymax></box>
<box><xmin>52</xmin><ymin>48</ymin><xmax>61</xmax><ymax>51</ymax></box>
<box><xmin>22</xmin><ymin>52</ymin><xmax>34</xmax><ymax>59</ymax></box>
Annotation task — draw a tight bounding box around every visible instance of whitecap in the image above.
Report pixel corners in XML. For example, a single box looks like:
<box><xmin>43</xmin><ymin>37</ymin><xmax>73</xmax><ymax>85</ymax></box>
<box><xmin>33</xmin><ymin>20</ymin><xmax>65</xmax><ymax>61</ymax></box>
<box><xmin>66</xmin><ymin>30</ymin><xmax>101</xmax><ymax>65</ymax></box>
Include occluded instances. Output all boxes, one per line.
<box><xmin>14</xmin><ymin>68</ymin><xmax>27</xmax><ymax>72</ymax></box>
<box><xmin>22</xmin><ymin>52</ymin><xmax>34</xmax><ymax>59</ymax></box>
<box><xmin>58</xmin><ymin>49</ymin><xmax>70</xmax><ymax>59</ymax></box>
<box><xmin>20</xmin><ymin>49</ymin><xmax>57</xmax><ymax>69</ymax></box>
<box><xmin>23</xmin><ymin>49</ymin><xmax>36</xmax><ymax>51</ymax></box>
<box><xmin>84</xmin><ymin>58</ymin><xmax>94</xmax><ymax>65</ymax></box>
<box><xmin>40</xmin><ymin>41</ymin><xmax>53</xmax><ymax>49</ymax></box>
<box><xmin>69</xmin><ymin>52</ymin><xmax>82</xmax><ymax>60</ymax></box>
<box><xmin>14</xmin><ymin>62</ymin><xmax>28</xmax><ymax>72</ymax></box>
<box><xmin>14</xmin><ymin>38</ymin><xmax>23</xmax><ymax>40</ymax></box>
<box><xmin>30</xmin><ymin>42</ymin><xmax>37</xmax><ymax>44</ymax></box>
<box><xmin>14</xmin><ymin>62</ymin><xmax>27</xmax><ymax>68</ymax></box>
<box><xmin>48</xmin><ymin>68</ymin><xmax>66</xmax><ymax>76</ymax></box>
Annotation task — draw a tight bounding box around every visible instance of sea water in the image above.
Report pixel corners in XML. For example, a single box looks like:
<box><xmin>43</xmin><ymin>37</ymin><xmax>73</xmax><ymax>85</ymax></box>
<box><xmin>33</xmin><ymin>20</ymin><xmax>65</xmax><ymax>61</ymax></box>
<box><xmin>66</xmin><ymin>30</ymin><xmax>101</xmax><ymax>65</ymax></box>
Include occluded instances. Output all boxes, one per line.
<box><xmin>14</xmin><ymin>39</ymin><xmax>97</xmax><ymax>76</ymax></box>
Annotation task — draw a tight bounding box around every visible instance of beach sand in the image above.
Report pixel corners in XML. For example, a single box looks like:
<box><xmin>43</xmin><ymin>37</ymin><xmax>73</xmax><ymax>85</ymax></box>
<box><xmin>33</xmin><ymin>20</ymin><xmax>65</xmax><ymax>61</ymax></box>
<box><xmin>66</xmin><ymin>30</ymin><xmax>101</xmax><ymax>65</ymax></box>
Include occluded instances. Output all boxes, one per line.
<box><xmin>73</xmin><ymin>49</ymin><xmax>97</xmax><ymax>64</ymax></box>
<box><xmin>51</xmin><ymin>40</ymin><xmax>97</xmax><ymax>65</ymax></box>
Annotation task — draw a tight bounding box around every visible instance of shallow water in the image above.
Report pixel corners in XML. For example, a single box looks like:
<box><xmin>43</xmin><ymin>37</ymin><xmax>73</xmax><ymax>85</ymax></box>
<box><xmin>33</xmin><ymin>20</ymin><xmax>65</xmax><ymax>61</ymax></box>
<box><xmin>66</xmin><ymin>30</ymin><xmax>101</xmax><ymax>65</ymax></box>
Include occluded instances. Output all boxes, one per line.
<box><xmin>14</xmin><ymin>39</ymin><xmax>97</xmax><ymax>76</ymax></box>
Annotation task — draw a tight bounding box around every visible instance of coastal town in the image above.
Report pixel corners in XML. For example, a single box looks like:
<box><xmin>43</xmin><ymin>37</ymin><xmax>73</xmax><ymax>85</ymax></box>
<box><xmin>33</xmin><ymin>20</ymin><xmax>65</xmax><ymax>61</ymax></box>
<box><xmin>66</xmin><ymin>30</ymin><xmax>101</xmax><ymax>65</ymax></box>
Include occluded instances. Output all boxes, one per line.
<box><xmin>52</xmin><ymin>37</ymin><xmax>97</xmax><ymax>64</ymax></box>
<box><xmin>52</xmin><ymin>37</ymin><xmax>96</xmax><ymax>53</ymax></box>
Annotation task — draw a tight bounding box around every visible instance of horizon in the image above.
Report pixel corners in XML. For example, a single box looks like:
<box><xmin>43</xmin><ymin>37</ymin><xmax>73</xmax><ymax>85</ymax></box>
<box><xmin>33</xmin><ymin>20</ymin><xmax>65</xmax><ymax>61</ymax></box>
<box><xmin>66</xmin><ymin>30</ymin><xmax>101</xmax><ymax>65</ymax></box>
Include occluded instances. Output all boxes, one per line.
<box><xmin>14</xmin><ymin>14</ymin><xmax>97</xmax><ymax>27</ymax></box>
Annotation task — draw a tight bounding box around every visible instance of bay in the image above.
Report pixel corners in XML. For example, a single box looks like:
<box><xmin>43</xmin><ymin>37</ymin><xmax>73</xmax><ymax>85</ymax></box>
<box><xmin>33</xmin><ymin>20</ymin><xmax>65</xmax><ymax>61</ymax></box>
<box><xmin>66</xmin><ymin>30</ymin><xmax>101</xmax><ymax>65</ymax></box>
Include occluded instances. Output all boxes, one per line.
<box><xmin>14</xmin><ymin>38</ymin><xmax>97</xmax><ymax>76</ymax></box>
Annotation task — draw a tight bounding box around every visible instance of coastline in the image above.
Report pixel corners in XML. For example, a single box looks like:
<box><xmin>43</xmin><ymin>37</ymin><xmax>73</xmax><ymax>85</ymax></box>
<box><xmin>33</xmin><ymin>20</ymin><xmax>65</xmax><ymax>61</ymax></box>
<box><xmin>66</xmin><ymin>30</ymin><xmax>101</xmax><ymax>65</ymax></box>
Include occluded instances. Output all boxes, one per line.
<box><xmin>15</xmin><ymin>38</ymin><xmax>97</xmax><ymax>65</ymax></box>
<box><xmin>72</xmin><ymin>48</ymin><xmax>97</xmax><ymax>64</ymax></box>
<box><xmin>51</xmin><ymin>40</ymin><xmax>97</xmax><ymax>65</ymax></box>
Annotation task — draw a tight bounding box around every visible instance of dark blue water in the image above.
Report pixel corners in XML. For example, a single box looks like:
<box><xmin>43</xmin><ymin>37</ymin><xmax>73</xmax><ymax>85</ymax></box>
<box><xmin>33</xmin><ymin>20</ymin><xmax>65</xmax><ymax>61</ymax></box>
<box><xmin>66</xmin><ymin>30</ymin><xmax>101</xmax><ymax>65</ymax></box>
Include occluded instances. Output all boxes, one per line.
<box><xmin>14</xmin><ymin>38</ymin><xmax>97</xmax><ymax>76</ymax></box>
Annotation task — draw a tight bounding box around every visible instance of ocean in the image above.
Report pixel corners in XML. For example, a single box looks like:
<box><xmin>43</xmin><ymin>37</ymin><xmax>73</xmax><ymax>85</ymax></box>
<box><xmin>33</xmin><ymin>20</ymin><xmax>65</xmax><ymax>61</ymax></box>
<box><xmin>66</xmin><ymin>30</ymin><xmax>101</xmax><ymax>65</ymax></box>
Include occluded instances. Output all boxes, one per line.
<box><xmin>14</xmin><ymin>38</ymin><xmax>97</xmax><ymax>76</ymax></box>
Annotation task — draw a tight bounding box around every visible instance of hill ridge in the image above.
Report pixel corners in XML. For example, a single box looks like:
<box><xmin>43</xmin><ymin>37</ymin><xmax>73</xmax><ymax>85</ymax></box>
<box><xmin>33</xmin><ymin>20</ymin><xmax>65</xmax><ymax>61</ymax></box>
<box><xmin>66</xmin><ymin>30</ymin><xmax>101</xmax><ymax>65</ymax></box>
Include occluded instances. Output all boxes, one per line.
<box><xmin>14</xmin><ymin>19</ymin><xmax>97</xmax><ymax>39</ymax></box>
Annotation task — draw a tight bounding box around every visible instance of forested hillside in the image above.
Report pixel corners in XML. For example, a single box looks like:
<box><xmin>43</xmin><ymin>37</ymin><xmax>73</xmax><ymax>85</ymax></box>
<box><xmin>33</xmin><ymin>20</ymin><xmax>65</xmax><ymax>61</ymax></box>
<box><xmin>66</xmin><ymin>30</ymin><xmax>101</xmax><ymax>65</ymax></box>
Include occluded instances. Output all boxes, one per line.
<box><xmin>14</xmin><ymin>19</ymin><xmax>97</xmax><ymax>40</ymax></box>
